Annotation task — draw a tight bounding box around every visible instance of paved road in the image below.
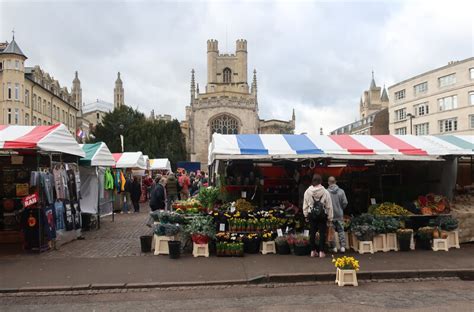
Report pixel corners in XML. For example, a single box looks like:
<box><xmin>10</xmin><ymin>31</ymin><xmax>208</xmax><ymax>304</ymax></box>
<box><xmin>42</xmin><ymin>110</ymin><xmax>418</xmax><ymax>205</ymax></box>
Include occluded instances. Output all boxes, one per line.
<box><xmin>2</xmin><ymin>279</ymin><xmax>473</xmax><ymax>311</ymax></box>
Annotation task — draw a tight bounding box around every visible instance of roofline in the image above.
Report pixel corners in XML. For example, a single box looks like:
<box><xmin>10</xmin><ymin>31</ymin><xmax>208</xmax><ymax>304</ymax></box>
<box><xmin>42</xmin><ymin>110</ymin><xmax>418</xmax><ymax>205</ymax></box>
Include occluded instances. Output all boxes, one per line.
<box><xmin>388</xmin><ymin>57</ymin><xmax>474</xmax><ymax>90</ymax></box>
<box><xmin>25</xmin><ymin>75</ymin><xmax>79</xmax><ymax>111</ymax></box>
<box><xmin>0</xmin><ymin>51</ymin><xmax>27</xmax><ymax>59</ymax></box>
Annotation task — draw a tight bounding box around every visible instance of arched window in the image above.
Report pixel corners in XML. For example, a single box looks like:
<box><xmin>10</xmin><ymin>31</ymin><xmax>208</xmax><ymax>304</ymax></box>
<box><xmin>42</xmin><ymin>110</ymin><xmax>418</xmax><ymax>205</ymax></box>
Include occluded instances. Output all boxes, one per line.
<box><xmin>223</xmin><ymin>67</ymin><xmax>232</xmax><ymax>83</ymax></box>
<box><xmin>210</xmin><ymin>115</ymin><xmax>239</xmax><ymax>137</ymax></box>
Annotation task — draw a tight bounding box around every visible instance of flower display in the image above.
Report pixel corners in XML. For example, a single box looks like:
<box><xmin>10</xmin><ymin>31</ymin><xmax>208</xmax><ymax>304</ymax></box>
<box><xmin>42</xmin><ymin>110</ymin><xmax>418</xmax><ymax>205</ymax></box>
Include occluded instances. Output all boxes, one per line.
<box><xmin>332</xmin><ymin>256</ymin><xmax>360</xmax><ymax>270</ymax></box>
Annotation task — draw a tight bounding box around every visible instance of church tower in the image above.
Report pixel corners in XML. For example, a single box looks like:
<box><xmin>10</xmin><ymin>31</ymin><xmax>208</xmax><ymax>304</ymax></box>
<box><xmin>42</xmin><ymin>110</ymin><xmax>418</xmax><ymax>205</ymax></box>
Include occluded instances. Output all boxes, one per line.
<box><xmin>71</xmin><ymin>71</ymin><xmax>82</xmax><ymax>109</ymax></box>
<box><xmin>360</xmin><ymin>71</ymin><xmax>389</xmax><ymax>119</ymax></box>
<box><xmin>114</xmin><ymin>72</ymin><xmax>124</xmax><ymax>108</ymax></box>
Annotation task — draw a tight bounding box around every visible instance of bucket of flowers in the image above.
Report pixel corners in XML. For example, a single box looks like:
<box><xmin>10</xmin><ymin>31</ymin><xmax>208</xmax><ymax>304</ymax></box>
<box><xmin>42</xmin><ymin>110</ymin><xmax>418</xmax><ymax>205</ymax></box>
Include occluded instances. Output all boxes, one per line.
<box><xmin>185</xmin><ymin>215</ymin><xmax>216</xmax><ymax>244</ymax></box>
<box><xmin>293</xmin><ymin>235</ymin><xmax>310</xmax><ymax>256</ymax></box>
<box><xmin>333</xmin><ymin>256</ymin><xmax>359</xmax><ymax>286</ymax></box>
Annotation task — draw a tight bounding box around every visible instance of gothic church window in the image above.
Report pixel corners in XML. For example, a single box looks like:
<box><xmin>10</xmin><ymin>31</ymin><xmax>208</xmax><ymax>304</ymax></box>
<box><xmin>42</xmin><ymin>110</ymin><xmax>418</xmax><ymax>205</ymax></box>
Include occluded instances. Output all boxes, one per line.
<box><xmin>223</xmin><ymin>68</ymin><xmax>232</xmax><ymax>83</ymax></box>
<box><xmin>210</xmin><ymin>115</ymin><xmax>239</xmax><ymax>137</ymax></box>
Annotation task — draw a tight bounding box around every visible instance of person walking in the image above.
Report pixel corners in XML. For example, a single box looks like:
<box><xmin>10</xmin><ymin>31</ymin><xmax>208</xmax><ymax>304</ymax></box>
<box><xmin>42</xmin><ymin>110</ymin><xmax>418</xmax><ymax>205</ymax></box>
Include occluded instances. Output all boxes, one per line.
<box><xmin>303</xmin><ymin>174</ymin><xmax>333</xmax><ymax>258</ymax></box>
<box><xmin>130</xmin><ymin>176</ymin><xmax>142</xmax><ymax>213</ymax></box>
<box><xmin>327</xmin><ymin>176</ymin><xmax>348</xmax><ymax>253</ymax></box>
<box><xmin>150</xmin><ymin>177</ymin><xmax>167</xmax><ymax>212</ymax></box>
<box><xmin>179</xmin><ymin>171</ymin><xmax>191</xmax><ymax>200</ymax></box>
<box><xmin>122</xmin><ymin>174</ymin><xmax>133</xmax><ymax>214</ymax></box>
<box><xmin>166</xmin><ymin>174</ymin><xmax>179</xmax><ymax>210</ymax></box>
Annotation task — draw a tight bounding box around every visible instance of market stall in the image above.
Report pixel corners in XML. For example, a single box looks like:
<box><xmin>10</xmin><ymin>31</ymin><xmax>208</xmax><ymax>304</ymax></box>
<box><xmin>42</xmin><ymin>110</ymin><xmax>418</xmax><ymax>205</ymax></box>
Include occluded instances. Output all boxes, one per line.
<box><xmin>149</xmin><ymin>158</ymin><xmax>172</xmax><ymax>174</ymax></box>
<box><xmin>79</xmin><ymin>142</ymin><xmax>116</xmax><ymax>230</ymax></box>
<box><xmin>0</xmin><ymin>124</ymin><xmax>85</xmax><ymax>253</ymax></box>
<box><xmin>112</xmin><ymin>152</ymin><xmax>147</xmax><ymax>212</ymax></box>
<box><xmin>204</xmin><ymin>133</ymin><xmax>473</xmax><ymax>252</ymax></box>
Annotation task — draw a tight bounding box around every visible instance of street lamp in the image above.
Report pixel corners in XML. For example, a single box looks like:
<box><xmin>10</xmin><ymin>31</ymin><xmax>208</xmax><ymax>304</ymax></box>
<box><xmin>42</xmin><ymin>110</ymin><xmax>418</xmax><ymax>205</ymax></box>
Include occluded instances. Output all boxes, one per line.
<box><xmin>119</xmin><ymin>124</ymin><xmax>124</xmax><ymax>152</ymax></box>
<box><xmin>406</xmin><ymin>113</ymin><xmax>414</xmax><ymax>135</ymax></box>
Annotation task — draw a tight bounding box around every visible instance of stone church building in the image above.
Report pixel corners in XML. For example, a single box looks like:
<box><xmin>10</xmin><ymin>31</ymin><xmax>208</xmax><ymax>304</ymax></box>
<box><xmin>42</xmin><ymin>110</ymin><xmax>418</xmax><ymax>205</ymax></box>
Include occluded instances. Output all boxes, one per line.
<box><xmin>182</xmin><ymin>39</ymin><xmax>295</xmax><ymax>169</ymax></box>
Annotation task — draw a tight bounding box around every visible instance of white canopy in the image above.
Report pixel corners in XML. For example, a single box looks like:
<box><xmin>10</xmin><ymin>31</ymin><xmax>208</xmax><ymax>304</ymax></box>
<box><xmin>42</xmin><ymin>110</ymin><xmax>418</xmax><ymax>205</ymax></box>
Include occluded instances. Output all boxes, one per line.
<box><xmin>149</xmin><ymin>158</ymin><xmax>172</xmax><ymax>171</ymax></box>
<box><xmin>79</xmin><ymin>142</ymin><xmax>115</xmax><ymax>167</ymax></box>
<box><xmin>112</xmin><ymin>152</ymin><xmax>147</xmax><ymax>169</ymax></box>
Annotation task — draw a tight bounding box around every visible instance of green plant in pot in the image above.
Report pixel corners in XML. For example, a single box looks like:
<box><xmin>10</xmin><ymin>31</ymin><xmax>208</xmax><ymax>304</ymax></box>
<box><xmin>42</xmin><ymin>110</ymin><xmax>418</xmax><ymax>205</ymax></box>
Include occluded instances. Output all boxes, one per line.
<box><xmin>396</xmin><ymin>228</ymin><xmax>413</xmax><ymax>251</ymax></box>
<box><xmin>197</xmin><ymin>186</ymin><xmax>220</xmax><ymax>210</ymax></box>
<box><xmin>383</xmin><ymin>217</ymin><xmax>400</xmax><ymax>233</ymax></box>
<box><xmin>185</xmin><ymin>215</ymin><xmax>216</xmax><ymax>244</ymax></box>
<box><xmin>351</xmin><ymin>224</ymin><xmax>376</xmax><ymax>242</ymax></box>
<box><xmin>416</xmin><ymin>226</ymin><xmax>434</xmax><ymax>250</ymax></box>
<box><xmin>154</xmin><ymin>223</ymin><xmax>180</xmax><ymax>237</ymax></box>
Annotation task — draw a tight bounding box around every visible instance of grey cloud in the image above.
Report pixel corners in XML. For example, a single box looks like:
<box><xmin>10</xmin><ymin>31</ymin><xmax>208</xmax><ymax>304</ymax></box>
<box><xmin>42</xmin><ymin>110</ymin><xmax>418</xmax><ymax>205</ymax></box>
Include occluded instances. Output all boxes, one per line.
<box><xmin>1</xmin><ymin>0</ymin><xmax>471</xmax><ymax>134</ymax></box>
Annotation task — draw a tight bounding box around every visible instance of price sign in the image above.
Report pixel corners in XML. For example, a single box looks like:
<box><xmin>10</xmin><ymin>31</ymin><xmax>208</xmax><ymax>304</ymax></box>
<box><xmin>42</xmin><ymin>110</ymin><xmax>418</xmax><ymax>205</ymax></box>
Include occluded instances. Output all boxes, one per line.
<box><xmin>370</xmin><ymin>198</ymin><xmax>377</xmax><ymax>205</ymax></box>
<box><xmin>303</xmin><ymin>229</ymin><xmax>309</xmax><ymax>237</ymax></box>
<box><xmin>219</xmin><ymin>223</ymin><xmax>226</xmax><ymax>232</ymax></box>
<box><xmin>241</xmin><ymin>191</ymin><xmax>247</xmax><ymax>198</ymax></box>
<box><xmin>285</xmin><ymin>226</ymin><xmax>289</xmax><ymax>233</ymax></box>
<box><xmin>277</xmin><ymin>229</ymin><xmax>283</xmax><ymax>237</ymax></box>
<box><xmin>22</xmin><ymin>193</ymin><xmax>39</xmax><ymax>208</ymax></box>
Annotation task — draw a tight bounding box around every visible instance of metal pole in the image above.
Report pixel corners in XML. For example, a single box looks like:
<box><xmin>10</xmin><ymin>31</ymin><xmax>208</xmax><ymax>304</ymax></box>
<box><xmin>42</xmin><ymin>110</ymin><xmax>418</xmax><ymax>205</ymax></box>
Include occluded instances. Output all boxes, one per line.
<box><xmin>97</xmin><ymin>166</ymin><xmax>101</xmax><ymax>230</ymax></box>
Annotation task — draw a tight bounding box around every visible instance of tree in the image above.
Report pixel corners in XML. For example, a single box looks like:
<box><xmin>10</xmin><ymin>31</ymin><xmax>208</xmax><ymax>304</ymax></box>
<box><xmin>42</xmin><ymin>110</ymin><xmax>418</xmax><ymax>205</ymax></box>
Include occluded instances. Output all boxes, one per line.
<box><xmin>90</xmin><ymin>106</ymin><xmax>186</xmax><ymax>169</ymax></box>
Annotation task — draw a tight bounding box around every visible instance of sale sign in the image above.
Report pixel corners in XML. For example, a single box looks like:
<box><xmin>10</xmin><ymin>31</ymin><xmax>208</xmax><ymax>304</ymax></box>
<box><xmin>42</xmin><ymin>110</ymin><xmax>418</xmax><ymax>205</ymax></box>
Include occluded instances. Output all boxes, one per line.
<box><xmin>22</xmin><ymin>193</ymin><xmax>39</xmax><ymax>208</ymax></box>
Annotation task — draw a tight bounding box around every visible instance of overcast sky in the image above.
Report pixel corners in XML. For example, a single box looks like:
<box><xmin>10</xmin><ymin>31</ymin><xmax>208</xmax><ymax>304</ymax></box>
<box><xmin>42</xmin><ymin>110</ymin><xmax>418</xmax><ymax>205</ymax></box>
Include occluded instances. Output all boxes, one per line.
<box><xmin>1</xmin><ymin>0</ymin><xmax>472</xmax><ymax>133</ymax></box>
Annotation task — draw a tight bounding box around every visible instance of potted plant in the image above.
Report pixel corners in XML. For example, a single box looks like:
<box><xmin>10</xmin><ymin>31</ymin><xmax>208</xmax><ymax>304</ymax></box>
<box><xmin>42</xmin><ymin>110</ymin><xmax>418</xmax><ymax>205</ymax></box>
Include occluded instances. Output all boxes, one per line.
<box><xmin>197</xmin><ymin>186</ymin><xmax>220</xmax><ymax>210</ymax></box>
<box><xmin>185</xmin><ymin>215</ymin><xmax>216</xmax><ymax>244</ymax></box>
<box><xmin>396</xmin><ymin>228</ymin><xmax>413</xmax><ymax>251</ymax></box>
<box><xmin>275</xmin><ymin>236</ymin><xmax>290</xmax><ymax>255</ymax></box>
<box><xmin>293</xmin><ymin>235</ymin><xmax>310</xmax><ymax>256</ymax></box>
<box><xmin>416</xmin><ymin>226</ymin><xmax>434</xmax><ymax>250</ymax></box>
<box><xmin>351</xmin><ymin>224</ymin><xmax>376</xmax><ymax>242</ymax></box>
<box><xmin>333</xmin><ymin>256</ymin><xmax>360</xmax><ymax>287</ymax></box>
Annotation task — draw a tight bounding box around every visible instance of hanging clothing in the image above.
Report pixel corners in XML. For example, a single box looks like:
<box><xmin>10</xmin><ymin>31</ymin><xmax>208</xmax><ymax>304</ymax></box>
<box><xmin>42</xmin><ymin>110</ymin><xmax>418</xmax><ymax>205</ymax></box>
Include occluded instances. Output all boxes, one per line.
<box><xmin>104</xmin><ymin>168</ymin><xmax>114</xmax><ymax>190</ymax></box>
<box><xmin>53</xmin><ymin>168</ymin><xmax>65</xmax><ymax>199</ymax></box>
<box><xmin>41</xmin><ymin>172</ymin><xmax>55</xmax><ymax>205</ymax></box>
<box><xmin>120</xmin><ymin>171</ymin><xmax>126</xmax><ymax>192</ymax></box>
<box><xmin>54</xmin><ymin>201</ymin><xmax>65</xmax><ymax>231</ymax></box>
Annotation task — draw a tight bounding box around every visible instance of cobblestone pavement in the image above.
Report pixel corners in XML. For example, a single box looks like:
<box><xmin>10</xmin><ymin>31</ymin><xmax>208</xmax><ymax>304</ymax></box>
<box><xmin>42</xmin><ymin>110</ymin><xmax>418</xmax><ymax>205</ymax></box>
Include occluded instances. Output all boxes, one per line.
<box><xmin>41</xmin><ymin>205</ymin><xmax>154</xmax><ymax>259</ymax></box>
<box><xmin>1</xmin><ymin>279</ymin><xmax>473</xmax><ymax>311</ymax></box>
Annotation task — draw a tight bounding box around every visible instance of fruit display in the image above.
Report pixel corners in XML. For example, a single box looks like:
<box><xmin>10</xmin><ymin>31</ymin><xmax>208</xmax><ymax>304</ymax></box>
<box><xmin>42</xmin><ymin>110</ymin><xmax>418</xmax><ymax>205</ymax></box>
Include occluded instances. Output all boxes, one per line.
<box><xmin>415</xmin><ymin>193</ymin><xmax>450</xmax><ymax>215</ymax></box>
<box><xmin>172</xmin><ymin>198</ymin><xmax>203</xmax><ymax>214</ymax></box>
<box><xmin>371</xmin><ymin>202</ymin><xmax>411</xmax><ymax>217</ymax></box>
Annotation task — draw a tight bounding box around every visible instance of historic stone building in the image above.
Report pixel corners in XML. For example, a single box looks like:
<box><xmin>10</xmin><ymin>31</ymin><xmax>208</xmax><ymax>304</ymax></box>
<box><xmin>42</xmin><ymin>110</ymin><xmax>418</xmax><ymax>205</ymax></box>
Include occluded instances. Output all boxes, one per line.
<box><xmin>0</xmin><ymin>36</ymin><xmax>79</xmax><ymax>133</ymax></box>
<box><xmin>331</xmin><ymin>73</ymin><xmax>390</xmax><ymax>135</ymax></box>
<box><xmin>182</xmin><ymin>39</ymin><xmax>295</xmax><ymax>169</ymax></box>
<box><xmin>82</xmin><ymin>72</ymin><xmax>124</xmax><ymax>129</ymax></box>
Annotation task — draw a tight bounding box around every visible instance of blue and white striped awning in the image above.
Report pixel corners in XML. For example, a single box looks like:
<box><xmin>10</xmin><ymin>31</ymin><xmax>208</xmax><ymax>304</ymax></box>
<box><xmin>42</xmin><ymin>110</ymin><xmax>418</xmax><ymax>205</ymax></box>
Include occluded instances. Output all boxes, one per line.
<box><xmin>208</xmin><ymin>133</ymin><xmax>473</xmax><ymax>164</ymax></box>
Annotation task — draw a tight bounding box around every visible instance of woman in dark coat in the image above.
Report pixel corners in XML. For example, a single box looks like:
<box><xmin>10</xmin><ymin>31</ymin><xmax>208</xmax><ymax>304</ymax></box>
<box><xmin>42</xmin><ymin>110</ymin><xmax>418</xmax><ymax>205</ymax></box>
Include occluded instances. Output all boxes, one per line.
<box><xmin>130</xmin><ymin>176</ymin><xmax>142</xmax><ymax>213</ymax></box>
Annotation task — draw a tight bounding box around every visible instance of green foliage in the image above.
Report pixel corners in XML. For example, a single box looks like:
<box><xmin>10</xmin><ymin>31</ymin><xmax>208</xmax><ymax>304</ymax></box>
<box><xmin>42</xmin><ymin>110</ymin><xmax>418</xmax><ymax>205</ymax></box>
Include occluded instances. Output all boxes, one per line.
<box><xmin>383</xmin><ymin>217</ymin><xmax>400</xmax><ymax>233</ymax></box>
<box><xmin>90</xmin><ymin>106</ymin><xmax>187</xmax><ymax>169</ymax></box>
<box><xmin>154</xmin><ymin>223</ymin><xmax>181</xmax><ymax>236</ymax></box>
<box><xmin>430</xmin><ymin>215</ymin><xmax>458</xmax><ymax>231</ymax></box>
<box><xmin>184</xmin><ymin>216</ymin><xmax>216</xmax><ymax>239</ymax></box>
<box><xmin>197</xmin><ymin>187</ymin><xmax>221</xmax><ymax>209</ymax></box>
<box><xmin>416</xmin><ymin>226</ymin><xmax>434</xmax><ymax>240</ymax></box>
<box><xmin>150</xmin><ymin>211</ymin><xmax>185</xmax><ymax>224</ymax></box>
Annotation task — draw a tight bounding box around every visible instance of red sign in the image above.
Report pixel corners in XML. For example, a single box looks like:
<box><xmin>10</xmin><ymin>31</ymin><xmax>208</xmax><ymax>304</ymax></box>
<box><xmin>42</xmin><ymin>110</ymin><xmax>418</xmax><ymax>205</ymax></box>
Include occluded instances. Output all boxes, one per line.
<box><xmin>22</xmin><ymin>193</ymin><xmax>39</xmax><ymax>208</ymax></box>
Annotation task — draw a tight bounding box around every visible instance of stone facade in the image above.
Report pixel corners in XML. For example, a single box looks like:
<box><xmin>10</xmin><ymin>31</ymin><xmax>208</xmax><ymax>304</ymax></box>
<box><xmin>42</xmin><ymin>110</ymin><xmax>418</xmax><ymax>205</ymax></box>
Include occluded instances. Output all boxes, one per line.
<box><xmin>389</xmin><ymin>57</ymin><xmax>474</xmax><ymax>135</ymax></box>
<box><xmin>114</xmin><ymin>72</ymin><xmax>124</xmax><ymax>108</ymax></box>
<box><xmin>0</xmin><ymin>37</ymin><xmax>79</xmax><ymax>133</ymax></box>
<box><xmin>182</xmin><ymin>39</ymin><xmax>295</xmax><ymax>169</ymax></box>
<box><xmin>331</xmin><ymin>74</ymin><xmax>389</xmax><ymax>135</ymax></box>
<box><xmin>82</xmin><ymin>99</ymin><xmax>114</xmax><ymax>128</ymax></box>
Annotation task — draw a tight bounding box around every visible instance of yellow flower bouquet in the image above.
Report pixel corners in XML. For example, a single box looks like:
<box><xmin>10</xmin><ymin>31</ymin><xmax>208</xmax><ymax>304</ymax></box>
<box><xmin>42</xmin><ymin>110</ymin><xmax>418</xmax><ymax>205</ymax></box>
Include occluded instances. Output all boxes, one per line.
<box><xmin>332</xmin><ymin>256</ymin><xmax>360</xmax><ymax>270</ymax></box>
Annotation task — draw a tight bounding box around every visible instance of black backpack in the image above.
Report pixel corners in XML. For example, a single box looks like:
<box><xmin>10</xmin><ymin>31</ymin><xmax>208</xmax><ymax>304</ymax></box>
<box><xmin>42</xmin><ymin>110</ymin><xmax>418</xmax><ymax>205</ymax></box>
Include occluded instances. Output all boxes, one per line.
<box><xmin>309</xmin><ymin>196</ymin><xmax>326</xmax><ymax>221</ymax></box>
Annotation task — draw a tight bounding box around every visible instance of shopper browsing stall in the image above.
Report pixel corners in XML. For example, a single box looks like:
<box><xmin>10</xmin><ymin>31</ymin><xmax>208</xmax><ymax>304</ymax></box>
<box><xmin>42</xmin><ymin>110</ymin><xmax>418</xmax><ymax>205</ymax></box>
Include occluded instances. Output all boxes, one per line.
<box><xmin>303</xmin><ymin>174</ymin><xmax>333</xmax><ymax>258</ymax></box>
<box><xmin>327</xmin><ymin>176</ymin><xmax>348</xmax><ymax>253</ymax></box>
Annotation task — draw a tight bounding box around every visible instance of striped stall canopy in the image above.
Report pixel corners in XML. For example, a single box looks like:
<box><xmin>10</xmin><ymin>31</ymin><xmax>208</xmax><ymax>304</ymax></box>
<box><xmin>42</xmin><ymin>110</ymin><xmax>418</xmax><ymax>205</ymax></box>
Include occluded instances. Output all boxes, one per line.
<box><xmin>209</xmin><ymin>134</ymin><xmax>473</xmax><ymax>164</ymax></box>
<box><xmin>112</xmin><ymin>152</ymin><xmax>147</xmax><ymax>169</ymax></box>
<box><xmin>0</xmin><ymin>124</ymin><xmax>85</xmax><ymax>157</ymax></box>
<box><xmin>79</xmin><ymin>142</ymin><xmax>116</xmax><ymax>167</ymax></box>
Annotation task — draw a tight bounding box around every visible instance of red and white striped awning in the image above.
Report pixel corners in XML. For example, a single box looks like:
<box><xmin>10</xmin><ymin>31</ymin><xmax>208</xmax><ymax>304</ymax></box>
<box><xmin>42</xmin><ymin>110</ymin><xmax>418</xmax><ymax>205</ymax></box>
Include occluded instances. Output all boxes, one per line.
<box><xmin>0</xmin><ymin>124</ymin><xmax>85</xmax><ymax>157</ymax></box>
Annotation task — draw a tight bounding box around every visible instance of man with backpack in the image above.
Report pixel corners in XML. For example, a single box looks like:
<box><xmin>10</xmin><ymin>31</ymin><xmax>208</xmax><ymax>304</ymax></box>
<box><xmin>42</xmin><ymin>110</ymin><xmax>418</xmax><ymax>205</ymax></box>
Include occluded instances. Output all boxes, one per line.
<box><xmin>303</xmin><ymin>174</ymin><xmax>334</xmax><ymax>258</ymax></box>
